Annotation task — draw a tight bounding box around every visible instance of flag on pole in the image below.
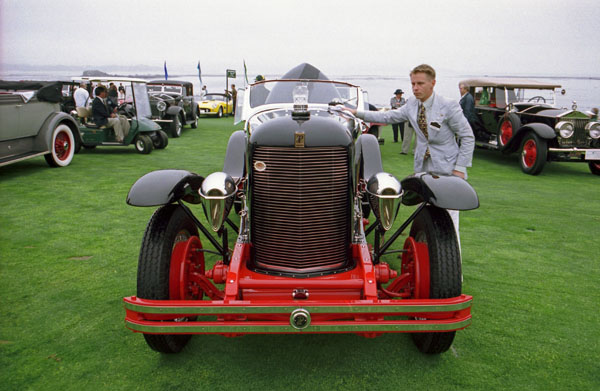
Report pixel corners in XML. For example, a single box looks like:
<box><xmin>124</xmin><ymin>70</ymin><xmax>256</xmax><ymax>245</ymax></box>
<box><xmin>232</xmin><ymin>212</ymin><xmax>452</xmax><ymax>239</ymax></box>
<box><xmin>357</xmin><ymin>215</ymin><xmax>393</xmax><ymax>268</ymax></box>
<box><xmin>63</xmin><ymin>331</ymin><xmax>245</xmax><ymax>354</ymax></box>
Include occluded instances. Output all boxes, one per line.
<box><xmin>197</xmin><ymin>61</ymin><xmax>203</xmax><ymax>86</ymax></box>
<box><xmin>243</xmin><ymin>59</ymin><xmax>249</xmax><ymax>87</ymax></box>
<box><xmin>164</xmin><ymin>61</ymin><xmax>168</xmax><ymax>80</ymax></box>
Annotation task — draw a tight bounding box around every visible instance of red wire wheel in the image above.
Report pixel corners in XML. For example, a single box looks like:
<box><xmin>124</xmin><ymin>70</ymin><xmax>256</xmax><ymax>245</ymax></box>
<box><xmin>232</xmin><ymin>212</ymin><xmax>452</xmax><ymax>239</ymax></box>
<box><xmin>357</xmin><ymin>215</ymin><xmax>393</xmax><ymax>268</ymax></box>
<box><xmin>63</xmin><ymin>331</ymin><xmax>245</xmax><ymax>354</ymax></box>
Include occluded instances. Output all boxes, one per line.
<box><xmin>519</xmin><ymin>131</ymin><xmax>547</xmax><ymax>175</ymax></box>
<box><xmin>169</xmin><ymin>236</ymin><xmax>205</xmax><ymax>300</ymax></box>
<box><xmin>400</xmin><ymin>237</ymin><xmax>430</xmax><ymax>299</ymax></box>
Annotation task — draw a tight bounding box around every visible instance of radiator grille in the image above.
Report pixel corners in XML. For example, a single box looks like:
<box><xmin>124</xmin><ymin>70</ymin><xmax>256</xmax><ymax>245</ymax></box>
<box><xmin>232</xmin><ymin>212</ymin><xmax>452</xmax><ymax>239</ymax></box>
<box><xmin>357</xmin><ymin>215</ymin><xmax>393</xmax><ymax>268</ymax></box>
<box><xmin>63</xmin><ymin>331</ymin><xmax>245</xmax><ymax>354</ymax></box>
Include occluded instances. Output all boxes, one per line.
<box><xmin>559</xmin><ymin>119</ymin><xmax>592</xmax><ymax>147</ymax></box>
<box><xmin>251</xmin><ymin>146</ymin><xmax>350</xmax><ymax>273</ymax></box>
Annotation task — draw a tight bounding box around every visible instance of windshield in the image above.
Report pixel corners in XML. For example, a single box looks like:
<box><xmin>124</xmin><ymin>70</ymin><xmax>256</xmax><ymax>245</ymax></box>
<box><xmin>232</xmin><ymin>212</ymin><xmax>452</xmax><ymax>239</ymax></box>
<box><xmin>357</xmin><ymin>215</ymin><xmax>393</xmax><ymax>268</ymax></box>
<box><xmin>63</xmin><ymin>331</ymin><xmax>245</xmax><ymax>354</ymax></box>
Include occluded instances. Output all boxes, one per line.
<box><xmin>249</xmin><ymin>80</ymin><xmax>359</xmax><ymax>108</ymax></box>
<box><xmin>204</xmin><ymin>94</ymin><xmax>227</xmax><ymax>101</ymax></box>
<box><xmin>132</xmin><ymin>82</ymin><xmax>152</xmax><ymax>118</ymax></box>
<box><xmin>516</xmin><ymin>88</ymin><xmax>556</xmax><ymax>105</ymax></box>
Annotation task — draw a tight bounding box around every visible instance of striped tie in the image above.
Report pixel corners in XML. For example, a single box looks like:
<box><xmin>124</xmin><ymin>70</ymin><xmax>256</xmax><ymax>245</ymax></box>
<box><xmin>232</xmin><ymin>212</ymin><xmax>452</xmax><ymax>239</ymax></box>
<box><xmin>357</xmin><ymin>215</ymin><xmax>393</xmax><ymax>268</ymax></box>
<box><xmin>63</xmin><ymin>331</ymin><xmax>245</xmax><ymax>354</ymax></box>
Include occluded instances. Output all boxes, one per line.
<box><xmin>418</xmin><ymin>104</ymin><xmax>430</xmax><ymax>158</ymax></box>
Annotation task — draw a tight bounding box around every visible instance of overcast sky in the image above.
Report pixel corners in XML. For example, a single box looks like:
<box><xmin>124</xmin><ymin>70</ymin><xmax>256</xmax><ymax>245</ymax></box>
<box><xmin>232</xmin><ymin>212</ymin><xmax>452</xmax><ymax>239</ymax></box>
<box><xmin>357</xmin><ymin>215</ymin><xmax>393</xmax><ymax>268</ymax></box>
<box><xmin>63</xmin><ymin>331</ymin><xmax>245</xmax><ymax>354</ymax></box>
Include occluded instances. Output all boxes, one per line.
<box><xmin>1</xmin><ymin>0</ymin><xmax>599</xmax><ymax>77</ymax></box>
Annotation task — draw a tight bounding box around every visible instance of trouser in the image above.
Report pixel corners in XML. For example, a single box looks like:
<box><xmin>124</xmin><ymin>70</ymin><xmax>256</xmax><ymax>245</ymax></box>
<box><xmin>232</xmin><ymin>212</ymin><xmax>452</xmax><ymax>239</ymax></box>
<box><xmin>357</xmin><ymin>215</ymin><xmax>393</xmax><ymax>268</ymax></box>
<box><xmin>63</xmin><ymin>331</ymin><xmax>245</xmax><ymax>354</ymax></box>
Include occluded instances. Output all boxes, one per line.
<box><xmin>402</xmin><ymin>123</ymin><xmax>415</xmax><ymax>154</ymax></box>
<box><xmin>421</xmin><ymin>157</ymin><xmax>463</xmax><ymax>253</ymax></box>
<box><xmin>107</xmin><ymin>115</ymin><xmax>130</xmax><ymax>141</ymax></box>
<box><xmin>391</xmin><ymin>122</ymin><xmax>405</xmax><ymax>142</ymax></box>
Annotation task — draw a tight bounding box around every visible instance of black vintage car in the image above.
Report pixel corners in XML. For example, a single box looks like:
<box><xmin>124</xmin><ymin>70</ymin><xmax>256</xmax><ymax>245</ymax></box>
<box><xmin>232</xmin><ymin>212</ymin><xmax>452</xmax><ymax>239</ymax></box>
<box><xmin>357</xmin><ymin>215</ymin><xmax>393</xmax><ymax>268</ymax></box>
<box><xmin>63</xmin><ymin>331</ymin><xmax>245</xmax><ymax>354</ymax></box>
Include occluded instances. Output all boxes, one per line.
<box><xmin>123</xmin><ymin>64</ymin><xmax>479</xmax><ymax>355</ymax></box>
<box><xmin>147</xmin><ymin>80</ymin><xmax>199</xmax><ymax>137</ymax></box>
<box><xmin>461</xmin><ymin>78</ymin><xmax>600</xmax><ymax>175</ymax></box>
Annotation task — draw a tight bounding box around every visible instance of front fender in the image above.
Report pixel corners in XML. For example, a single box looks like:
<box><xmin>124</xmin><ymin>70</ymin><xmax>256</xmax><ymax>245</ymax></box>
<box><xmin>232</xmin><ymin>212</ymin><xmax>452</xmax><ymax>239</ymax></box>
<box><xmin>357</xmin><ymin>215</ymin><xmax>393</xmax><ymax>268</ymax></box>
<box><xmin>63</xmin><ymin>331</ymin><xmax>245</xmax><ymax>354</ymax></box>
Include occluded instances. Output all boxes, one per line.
<box><xmin>223</xmin><ymin>130</ymin><xmax>246</xmax><ymax>180</ymax></box>
<box><xmin>355</xmin><ymin>134</ymin><xmax>383</xmax><ymax>179</ymax></box>
<box><xmin>401</xmin><ymin>173</ymin><xmax>479</xmax><ymax>210</ymax></box>
<box><xmin>505</xmin><ymin>123</ymin><xmax>555</xmax><ymax>153</ymax></box>
<box><xmin>126</xmin><ymin>170</ymin><xmax>204</xmax><ymax>207</ymax></box>
<box><xmin>166</xmin><ymin>106</ymin><xmax>183</xmax><ymax>117</ymax></box>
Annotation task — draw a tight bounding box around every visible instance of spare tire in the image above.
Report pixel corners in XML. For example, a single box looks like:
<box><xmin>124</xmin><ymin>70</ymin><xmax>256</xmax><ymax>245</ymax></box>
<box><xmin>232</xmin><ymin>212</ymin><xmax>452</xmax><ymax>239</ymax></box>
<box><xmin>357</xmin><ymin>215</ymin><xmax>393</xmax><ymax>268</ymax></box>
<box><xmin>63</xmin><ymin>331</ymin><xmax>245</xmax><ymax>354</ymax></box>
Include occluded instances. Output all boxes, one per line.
<box><xmin>497</xmin><ymin>113</ymin><xmax>521</xmax><ymax>147</ymax></box>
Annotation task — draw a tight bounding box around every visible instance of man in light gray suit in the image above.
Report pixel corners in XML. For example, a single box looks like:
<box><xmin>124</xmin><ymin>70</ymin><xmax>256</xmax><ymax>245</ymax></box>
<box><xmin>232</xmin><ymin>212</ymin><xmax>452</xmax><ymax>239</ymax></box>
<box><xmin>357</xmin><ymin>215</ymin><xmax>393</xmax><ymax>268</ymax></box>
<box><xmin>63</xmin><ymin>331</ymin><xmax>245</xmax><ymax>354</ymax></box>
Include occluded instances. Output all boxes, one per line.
<box><xmin>345</xmin><ymin>64</ymin><xmax>474</xmax><ymax>244</ymax></box>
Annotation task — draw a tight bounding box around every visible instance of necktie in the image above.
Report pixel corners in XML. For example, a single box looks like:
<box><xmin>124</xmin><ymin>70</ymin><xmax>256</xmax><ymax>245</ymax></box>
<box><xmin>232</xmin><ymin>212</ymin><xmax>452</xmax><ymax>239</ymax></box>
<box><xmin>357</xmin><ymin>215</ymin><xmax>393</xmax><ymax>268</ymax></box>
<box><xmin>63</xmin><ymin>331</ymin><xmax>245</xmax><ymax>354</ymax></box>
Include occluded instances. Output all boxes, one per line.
<box><xmin>418</xmin><ymin>104</ymin><xmax>431</xmax><ymax>158</ymax></box>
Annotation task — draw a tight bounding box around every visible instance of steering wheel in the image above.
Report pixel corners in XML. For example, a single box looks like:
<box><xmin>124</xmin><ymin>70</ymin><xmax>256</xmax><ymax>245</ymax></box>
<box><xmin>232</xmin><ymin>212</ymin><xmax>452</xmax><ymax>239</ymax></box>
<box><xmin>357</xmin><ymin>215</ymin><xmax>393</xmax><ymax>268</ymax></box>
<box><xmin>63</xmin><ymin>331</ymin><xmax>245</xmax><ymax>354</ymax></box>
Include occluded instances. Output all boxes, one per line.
<box><xmin>528</xmin><ymin>96</ymin><xmax>546</xmax><ymax>103</ymax></box>
<box><xmin>117</xmin><ymin>102</ymin><xmax>135</xmax><ymax>117</ymax></box>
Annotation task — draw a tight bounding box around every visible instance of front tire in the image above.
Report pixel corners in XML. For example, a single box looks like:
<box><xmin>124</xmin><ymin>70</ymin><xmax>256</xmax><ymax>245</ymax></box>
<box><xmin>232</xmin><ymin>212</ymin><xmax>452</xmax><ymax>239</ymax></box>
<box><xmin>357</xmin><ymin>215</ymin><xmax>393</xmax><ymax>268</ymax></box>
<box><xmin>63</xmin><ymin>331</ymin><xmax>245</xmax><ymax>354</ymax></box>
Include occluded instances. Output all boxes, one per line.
<box><xmin>44</xmin><ymin>124</ymin><xmax>75</xmax><ymax>167</ymax></box>
<box><xmin>170</xmin><ymin>115</ymin><xmax>182</xmax><ymax>138</ymax></box>
<box><xmin>589</xmin><ymin>161</ymin><xmax>600</xmax><ymax>175</ymax></box>
<box><xmin>519</xmin><ymin>131</ymin><xmax>547</xmax><ymax>175</ymax></box>
<box><xmin>135</xmin><ymin>134</ymin><xmax>153</xmax><ymax>154</ymax></box>
<box><xmin>217</xmin><ymin>107</ymin><xmax>223</xmax><ymax>118</ymax></box>
<box><xmin>191</xmin><ymin>110</ymin><xmax>198</xmax><ymax>129</ymax></box>
<box><xmin>137</xmin><ymin>204</ymin><xmax>202</xmax><ymax>353</ymax></box>
<box><xmin>153</xmin><ymin>130</ymin><xmax>169</xmax><ymax>149</ymax></box>
<box><xmin>409</xmin><ymin>206</ymin><xmax>461</xmax><ymax>354</ymax></box>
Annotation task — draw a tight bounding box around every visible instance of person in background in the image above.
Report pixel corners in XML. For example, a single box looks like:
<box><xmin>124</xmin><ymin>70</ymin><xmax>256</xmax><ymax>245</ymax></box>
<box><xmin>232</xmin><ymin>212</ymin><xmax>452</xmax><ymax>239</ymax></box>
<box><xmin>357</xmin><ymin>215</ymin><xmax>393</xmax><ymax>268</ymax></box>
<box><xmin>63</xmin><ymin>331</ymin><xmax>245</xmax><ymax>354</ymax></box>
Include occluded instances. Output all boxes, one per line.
<box><xmin>91</xmin><ymin>85</ymin><xmax>130</xmax><ymax>143</ymax></box>
<box><xmin>343</xmin><ymin>64</ymin><xmax>474</xmax><ymax>248</ymax></box>
<box><xmin>250</xmin><ymin>75</ymin><xmax>269</xmax><ymax>107</ymax></box>
<box><xmin>107</xmin><ymin>83</ymin><xmax>119</xmax><ymax>109</ymax></box>
<box><xmin>74</xmin><ymin>82</ymin><xmax>90</xmax><ymax>108</ymax></box>
<box><xmin>459</xmin><ymin>82</ymin><xmax>476</xmax><ymax>129</ymax></box>
<box><xmin>118</xmin><ymin>85</ymin><xmax>126</xmax><ymax>104</ymax></box>
<box><xmin>390</xmin><ymin>89</ymin><xmax>406</xmax><ymax>143</ymax></box>
<box><xmin>230</xmin><ymin>84</ymin><xmax>237</xmax><ymax>115</ymax></box>
<box><xmin>201</xmin><ymin>85</ymin><xmax>207</xmax><ymax>97</ymax></box>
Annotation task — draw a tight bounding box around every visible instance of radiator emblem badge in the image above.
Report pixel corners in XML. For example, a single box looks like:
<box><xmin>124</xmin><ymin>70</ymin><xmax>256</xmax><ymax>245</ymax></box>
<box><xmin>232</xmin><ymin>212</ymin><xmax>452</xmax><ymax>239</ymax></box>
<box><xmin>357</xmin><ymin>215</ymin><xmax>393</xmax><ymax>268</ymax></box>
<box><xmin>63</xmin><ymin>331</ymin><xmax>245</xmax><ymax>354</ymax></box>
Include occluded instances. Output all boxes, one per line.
<box><xmin>254</xmin><ymin>161</ymin><xmax>267</xmax><ymax>172</ymax></box>
<box><xmin>294</xmin><ymin>132</ymin><xmax>305</xmax><ymax>148</ymax></box>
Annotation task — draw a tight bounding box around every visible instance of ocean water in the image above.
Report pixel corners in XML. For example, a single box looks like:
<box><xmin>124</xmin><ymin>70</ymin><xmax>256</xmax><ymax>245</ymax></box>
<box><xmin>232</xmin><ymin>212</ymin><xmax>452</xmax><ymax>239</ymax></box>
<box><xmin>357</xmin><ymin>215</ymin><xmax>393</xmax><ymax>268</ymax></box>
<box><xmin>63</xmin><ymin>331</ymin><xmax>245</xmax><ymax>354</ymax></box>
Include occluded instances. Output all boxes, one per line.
<box><xmin>2</xmin><ymin>70</ymin><xmax>598</xmax><ymax>112</ymax></box>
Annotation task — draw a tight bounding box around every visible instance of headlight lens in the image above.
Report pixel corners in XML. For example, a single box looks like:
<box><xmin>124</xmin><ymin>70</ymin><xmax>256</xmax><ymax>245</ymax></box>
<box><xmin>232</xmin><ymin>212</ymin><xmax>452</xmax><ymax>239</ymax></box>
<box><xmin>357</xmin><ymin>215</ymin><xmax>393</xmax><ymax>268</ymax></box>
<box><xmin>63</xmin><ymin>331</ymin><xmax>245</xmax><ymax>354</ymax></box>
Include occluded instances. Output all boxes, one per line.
<box><xmin>585</xmin><ymin>121</ymin><xmax>600</xmax><ymax>139</ymax></box>
<box><xmin>156</xmin><ymin>101</ymin><xmax>167</xmax><ymax>112</ymax></box>
<box><xmin>211</xmin><ymin>103</ymin><xmax>218</xmax><ymax>109</ymax></box>
<box><xmin>555</xmin><ymin>121</ymin><xmax>574</xmax><ymax>138</ymax></box>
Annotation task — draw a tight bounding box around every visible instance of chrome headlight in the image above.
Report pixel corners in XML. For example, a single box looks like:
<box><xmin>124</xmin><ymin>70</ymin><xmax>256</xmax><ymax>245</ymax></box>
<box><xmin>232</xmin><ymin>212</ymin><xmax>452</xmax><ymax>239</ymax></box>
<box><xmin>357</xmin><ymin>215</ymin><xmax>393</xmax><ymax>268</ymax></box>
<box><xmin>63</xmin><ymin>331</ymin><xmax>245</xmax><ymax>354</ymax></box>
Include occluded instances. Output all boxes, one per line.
<box><xmin>585</xmin><ymin>121</ymin><xmax>600</xmax><ymax>139</ymax></box>
<box><xmin>366</xmin><ymin>172</ymin><xmax>403</xmax><ymax>231</ymax></box>
<box><xmin>199</xmin><ymin>172</ymin><xmax>236</xmax><ymax>231</ymax></box>
<box><xmin>156</xmin><ymin>101</ymin><xmax>167</xmax><ymax>112</ymax></box>
<box><xmin>555</xmin><ymin>121</ymin><xmax>574</xmax><ymax>138</ymax></box>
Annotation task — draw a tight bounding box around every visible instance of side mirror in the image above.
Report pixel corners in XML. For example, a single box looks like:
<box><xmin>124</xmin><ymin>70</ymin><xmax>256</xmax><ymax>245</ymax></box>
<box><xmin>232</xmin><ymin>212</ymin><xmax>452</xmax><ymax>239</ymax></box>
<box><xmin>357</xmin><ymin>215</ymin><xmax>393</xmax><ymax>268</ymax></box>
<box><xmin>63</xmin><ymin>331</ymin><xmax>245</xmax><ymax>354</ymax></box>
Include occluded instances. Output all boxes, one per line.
<box><xmin>366</xmin><ymin>172</ymin><xmax>402</xmax><ymax>231</ymax></box>
<box><xmin>199</xmin><ymin>172</ymin><xmax>236</xmax><ymax>231</ymax></box>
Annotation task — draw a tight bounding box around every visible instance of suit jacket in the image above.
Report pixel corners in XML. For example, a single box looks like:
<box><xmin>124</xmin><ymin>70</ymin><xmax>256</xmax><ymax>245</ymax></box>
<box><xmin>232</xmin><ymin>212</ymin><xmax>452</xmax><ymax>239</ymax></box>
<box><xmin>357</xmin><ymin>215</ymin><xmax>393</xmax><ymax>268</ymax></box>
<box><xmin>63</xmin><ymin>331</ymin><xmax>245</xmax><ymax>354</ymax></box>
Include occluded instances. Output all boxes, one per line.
<box><xmin>459</xmin><ymin>92</ymin><xmax>476</xmax><ymax>124</ymax></box>
<box><xmin>360</xmin><ymin>93</ymin><xmax>474</xmax><ymax>176</ymax></box>
<box><xmin>92</xmin><ymin>97</ymin><xmax>111</xmax><ymax>126</ymax></box>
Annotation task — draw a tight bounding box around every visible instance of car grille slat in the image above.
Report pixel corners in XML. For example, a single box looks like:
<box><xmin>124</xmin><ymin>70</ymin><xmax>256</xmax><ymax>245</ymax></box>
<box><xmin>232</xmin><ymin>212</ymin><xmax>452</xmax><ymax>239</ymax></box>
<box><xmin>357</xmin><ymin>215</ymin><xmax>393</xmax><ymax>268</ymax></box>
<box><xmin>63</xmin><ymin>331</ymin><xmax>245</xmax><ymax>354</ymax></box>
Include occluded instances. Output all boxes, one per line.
<box><xmin>251</xmin><ymin>146</ymin><xmax>350</xmax><ymax>273</ymax></box>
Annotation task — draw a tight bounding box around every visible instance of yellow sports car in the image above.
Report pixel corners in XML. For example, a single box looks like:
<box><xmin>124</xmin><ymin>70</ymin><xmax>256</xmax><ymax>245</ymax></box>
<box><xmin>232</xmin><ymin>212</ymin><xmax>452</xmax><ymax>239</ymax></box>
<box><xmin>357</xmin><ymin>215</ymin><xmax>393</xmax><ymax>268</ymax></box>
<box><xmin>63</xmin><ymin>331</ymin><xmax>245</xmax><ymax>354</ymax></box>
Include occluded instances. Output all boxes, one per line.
<box><xmin>198</xmin><ymin>93</ymin><xmax>233</xmax><ymax>117</ymax></box>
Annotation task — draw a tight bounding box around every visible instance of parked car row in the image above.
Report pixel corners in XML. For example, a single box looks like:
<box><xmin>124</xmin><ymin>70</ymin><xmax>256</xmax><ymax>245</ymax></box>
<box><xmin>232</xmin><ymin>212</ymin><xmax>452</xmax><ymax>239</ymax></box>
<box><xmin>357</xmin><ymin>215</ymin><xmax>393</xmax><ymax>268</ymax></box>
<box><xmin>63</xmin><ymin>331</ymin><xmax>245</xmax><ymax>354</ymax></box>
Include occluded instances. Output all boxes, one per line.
<box><xmin>0</xmin><ymin>76</ymin><xmax>231</xmax><ymax>169</ymax></box>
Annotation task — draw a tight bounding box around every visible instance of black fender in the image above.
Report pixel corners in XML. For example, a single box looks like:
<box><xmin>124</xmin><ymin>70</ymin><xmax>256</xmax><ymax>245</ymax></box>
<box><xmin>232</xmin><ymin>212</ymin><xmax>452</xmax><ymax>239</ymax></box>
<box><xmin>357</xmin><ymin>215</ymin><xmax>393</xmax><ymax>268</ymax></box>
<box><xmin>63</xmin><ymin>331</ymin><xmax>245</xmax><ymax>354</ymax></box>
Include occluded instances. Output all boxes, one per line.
<box><xmin>401</xmin><ymin>173</ymin><xmax>479</xmax><ymax>210</ymax></box>
<box><xmin>166</xmin><ymin>105</ymin><xmax>183</xmax><ymax>117</ymax></box>
<box><xmin>504</xmin><ymin>122</ymin><xmax>555</xmax><ymax>153</ymax></box>
<box><xmin>126</xmin><ymin>170</ymin><xmax>204</xmax><ymax>207</ymax></box>
<box><xmin>355</xmin><ymin>133</ymin><xmax>383</xmax><ymax>179</ymax></box>
<box><xmin>223</xmin><ymin>130</ymin><xmax>246</xmax><ymax>180</ymax></box>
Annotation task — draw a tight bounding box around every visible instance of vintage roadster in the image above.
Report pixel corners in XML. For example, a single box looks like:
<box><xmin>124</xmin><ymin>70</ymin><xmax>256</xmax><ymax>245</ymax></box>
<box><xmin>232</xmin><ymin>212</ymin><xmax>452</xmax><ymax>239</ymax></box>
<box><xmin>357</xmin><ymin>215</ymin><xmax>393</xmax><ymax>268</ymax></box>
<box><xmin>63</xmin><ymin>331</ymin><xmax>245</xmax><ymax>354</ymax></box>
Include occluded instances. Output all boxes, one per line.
<box><xmin>124</xmin><ymin>64</ymin><xmax>479</xmax><ymax>355</ymax></box>
<box><xmin>461</xmin><ymin>78</ymin><xmax>600</xmax><ymax>175</ymax></box>
<box><xmin>147</xmin><ymin>80</ymin><xmax>199</xmax><ymax>137</ymax></box>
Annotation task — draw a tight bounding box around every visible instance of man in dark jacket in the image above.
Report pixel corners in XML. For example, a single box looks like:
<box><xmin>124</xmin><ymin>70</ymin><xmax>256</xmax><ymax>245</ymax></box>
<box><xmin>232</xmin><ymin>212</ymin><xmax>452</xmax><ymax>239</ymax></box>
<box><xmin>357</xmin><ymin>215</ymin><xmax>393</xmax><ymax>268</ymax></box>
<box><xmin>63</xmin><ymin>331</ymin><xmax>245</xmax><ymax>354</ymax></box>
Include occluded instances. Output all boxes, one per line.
<box><xmin>459</xmin><ymin>82</ymin><xmax>476</xmax><ymax>128</ymax></box>
<box><xmin>92</xmin><ymin>85</ymin><xmax>130</xmax><ymax>142</ymax></box>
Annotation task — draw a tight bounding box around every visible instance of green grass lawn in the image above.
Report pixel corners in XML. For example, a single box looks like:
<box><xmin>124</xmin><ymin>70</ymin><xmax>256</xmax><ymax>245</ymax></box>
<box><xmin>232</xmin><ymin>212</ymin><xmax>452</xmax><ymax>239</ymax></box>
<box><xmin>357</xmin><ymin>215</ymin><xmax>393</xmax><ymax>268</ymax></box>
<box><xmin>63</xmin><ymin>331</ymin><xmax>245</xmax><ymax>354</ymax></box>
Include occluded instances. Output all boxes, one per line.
<box><xmin>1</xmin><ymin>120</ymin><xmax>598</xmax><ymax>390</ymax></box>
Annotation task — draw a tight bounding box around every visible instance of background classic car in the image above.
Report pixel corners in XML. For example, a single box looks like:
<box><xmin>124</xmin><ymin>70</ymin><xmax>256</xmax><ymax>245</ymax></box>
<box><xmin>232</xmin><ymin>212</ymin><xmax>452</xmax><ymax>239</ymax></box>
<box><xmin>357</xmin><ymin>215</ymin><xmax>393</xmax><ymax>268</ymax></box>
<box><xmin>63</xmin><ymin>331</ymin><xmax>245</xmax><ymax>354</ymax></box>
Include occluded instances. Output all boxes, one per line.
<box><xmin>147</xmin><ymin>80</ymin><xmax>199</xmax><ymax>137</ymax></box>
<box><xmin>198</xmin><ymin>93</ymin><xmax>233</xmax><ymax>117</ymax></box>
<box><xmin>0</xmin><ymin>81</ymin><xmax>79</xmax><ymax>168</ymax></box>
<box><xmin>123</xmin><ymin>63</ymin><xmax>479</xmax><ymax>355</ymax></box>
<box><xmin>461</xmin><ymin>78</ymin><xmax>600</xmax><ymax>175</ymax></box>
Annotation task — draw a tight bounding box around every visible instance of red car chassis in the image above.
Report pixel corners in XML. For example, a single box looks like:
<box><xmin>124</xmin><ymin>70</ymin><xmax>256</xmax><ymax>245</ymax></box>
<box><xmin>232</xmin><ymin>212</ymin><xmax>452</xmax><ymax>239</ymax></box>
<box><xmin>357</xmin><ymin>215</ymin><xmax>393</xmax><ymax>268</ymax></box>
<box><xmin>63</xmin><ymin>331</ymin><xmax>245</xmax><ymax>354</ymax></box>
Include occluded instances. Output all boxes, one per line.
<box><xmin>124</xmin><ymin>235</ymin><xmax>472</xmax><ymax>337</ymax></box>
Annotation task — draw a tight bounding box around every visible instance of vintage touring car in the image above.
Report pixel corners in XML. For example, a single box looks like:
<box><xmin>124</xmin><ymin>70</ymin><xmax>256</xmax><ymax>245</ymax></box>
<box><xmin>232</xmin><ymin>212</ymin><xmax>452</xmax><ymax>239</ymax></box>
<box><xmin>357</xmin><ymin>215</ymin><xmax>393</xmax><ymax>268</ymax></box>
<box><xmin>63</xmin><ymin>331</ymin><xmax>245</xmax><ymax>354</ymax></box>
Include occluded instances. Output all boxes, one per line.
<box><xmin>123</xmin><ymin>64</ymin><xmax>479</xmax><ymax>354</ymax></box>
<box><xmin>147</xmin><ymin>80</ymin><xmax>199</xmax><ymax>137</ymax></box>
<box><xmin>461</xmin><ymin>78</ymin><xmax>600</xmax><ymax>175</ymax></box>
<box><xmin>0</xmin><ymin>81</ymin><xmax>78</xmax><ymax>168</ymax></box>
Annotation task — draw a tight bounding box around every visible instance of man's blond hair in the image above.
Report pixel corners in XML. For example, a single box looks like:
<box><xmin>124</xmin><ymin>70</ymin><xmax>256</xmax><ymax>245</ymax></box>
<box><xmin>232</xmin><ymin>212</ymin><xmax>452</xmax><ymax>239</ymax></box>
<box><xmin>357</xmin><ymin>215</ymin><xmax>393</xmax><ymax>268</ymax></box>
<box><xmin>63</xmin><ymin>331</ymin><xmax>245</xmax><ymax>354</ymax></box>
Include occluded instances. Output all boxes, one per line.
<box><xmin>410</xmin><ymin>64</ymin><xmax>436</xmax><ymax>80</ymax></box>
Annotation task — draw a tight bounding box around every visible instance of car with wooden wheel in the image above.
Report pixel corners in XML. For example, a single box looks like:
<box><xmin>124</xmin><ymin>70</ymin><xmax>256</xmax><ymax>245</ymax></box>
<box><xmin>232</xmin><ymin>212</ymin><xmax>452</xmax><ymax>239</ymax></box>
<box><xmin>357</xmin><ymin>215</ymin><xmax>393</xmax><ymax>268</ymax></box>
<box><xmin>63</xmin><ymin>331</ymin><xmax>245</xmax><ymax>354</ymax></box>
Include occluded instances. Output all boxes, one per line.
<box><xmin>461</xmin><ymin>78</ymin><xmax>600</xmax><ymax>175</ymax></box>
<box><xmin>0</xmin><ymin>81</ymin><xmax>79</xmax><ymax>168</ymax></box>
<box><xmin>124</xmin><ymin>63</ymin><xmax>479</xmax><ymax>355</ymax></box>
